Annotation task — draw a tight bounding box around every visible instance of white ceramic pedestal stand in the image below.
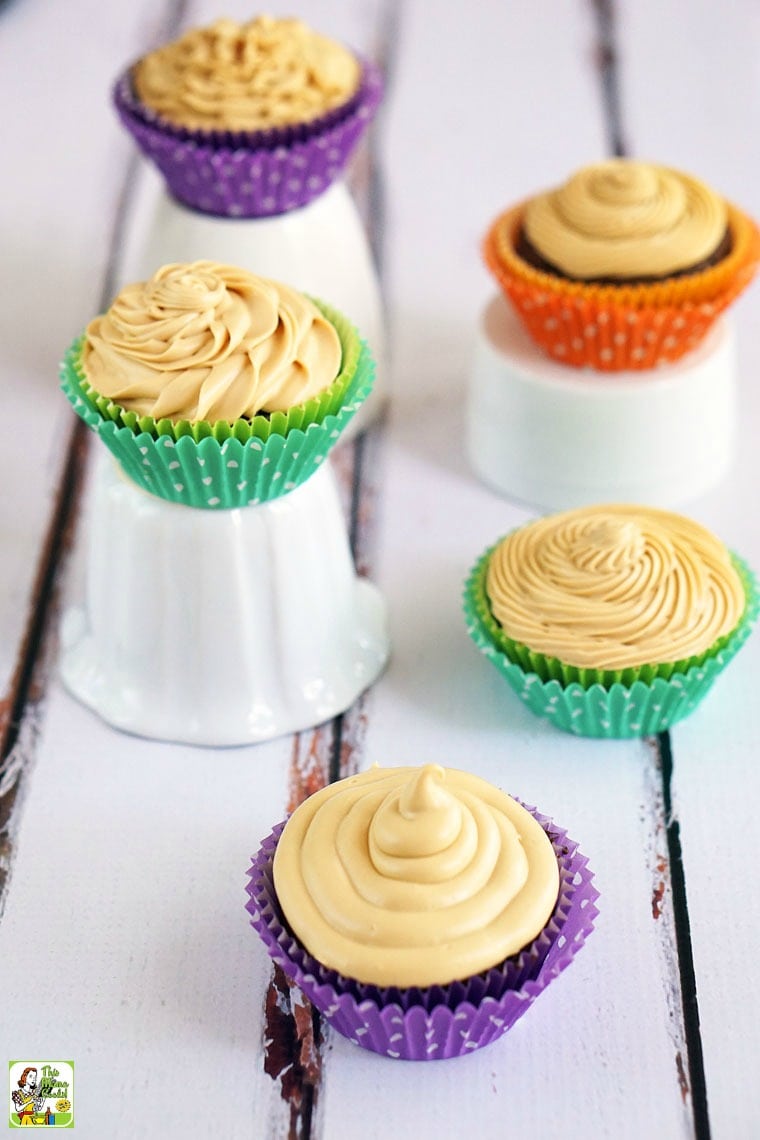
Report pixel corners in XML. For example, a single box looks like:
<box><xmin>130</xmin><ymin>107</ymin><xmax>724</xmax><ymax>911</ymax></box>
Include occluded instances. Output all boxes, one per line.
<box><xmin>122</xmin><ymin>170</ymin><xmax>385</xmax><ymax>439</ymax></box>
<box><xmin>60</xmin><ymin>453</ymin><xmax>389</xmax><ymax>746</ymax></box>
<box><xmin>467</xmin><ymin>294</ymin><xmax>736</xmax><ymax>511</ymax></box>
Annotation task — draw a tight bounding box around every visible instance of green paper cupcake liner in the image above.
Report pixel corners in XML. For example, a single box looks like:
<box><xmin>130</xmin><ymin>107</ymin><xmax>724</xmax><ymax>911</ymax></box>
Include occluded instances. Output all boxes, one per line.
<box><xmin>60</xmin><ymin>301</ymin><xmax>373</xmax><ymax>509</ymax></box>
<box><xmin>463</xmin><ymin>548</ymin><xmax>759</xmax><ymax>739</ymax></box>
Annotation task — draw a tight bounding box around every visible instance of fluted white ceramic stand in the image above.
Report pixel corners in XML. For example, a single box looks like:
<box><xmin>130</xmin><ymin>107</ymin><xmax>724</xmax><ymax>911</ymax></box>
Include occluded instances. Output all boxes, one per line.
<box><xmin>121</xmin><ymin>170</ymin><xmax>385</xmax><ymax>438</ymax></box>
<box><xmin>60</xmin><ymin>454</ymin><xmax>389</xmax><ymax>746</ymax></box>
<box><xmin>467</xmin><ymin>294</ymin><xmax>736</xmax><ymax>510</ymax></box>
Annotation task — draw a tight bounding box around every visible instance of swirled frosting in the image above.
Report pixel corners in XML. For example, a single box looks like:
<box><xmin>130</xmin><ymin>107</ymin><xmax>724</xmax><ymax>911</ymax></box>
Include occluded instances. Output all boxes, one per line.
<box><xmin>83</xmin><ymin>261</ymin><xmax>342</xmax><ymax>422</ymax></box>
<box><xmin>523</xmin><ymin>160</ymin><xmax>728</xmax><ymax>279</ymax></box>
<box><xmin>272</xmin><ymin>764</ymin><xmax>560</xmax><ymax>987</ymax></box>
<box><xmin>133</xmin><ymin>15</ymin><xmax>361</xmax><ymax>131</ymax></box>
<box><xmin>486</xmin><ymin>505</ymin><xmax>745</xmax><ymax>670</ymax></box>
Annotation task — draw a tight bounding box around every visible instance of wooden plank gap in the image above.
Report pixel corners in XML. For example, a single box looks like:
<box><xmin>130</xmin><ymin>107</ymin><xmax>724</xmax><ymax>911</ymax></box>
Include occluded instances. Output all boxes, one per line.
<box><xmin>589</xmin><ymin>0</ymin><xmax>628</xmax><ymax>157</ymax></box>
<box><xmin>263</xmin><ymin>964</ymin><xmax>324</xmax><ymax>1140</ymax></box>
<box><xmin>658</xmin><ymin>730</ymin><xmax>712</xmax><ymax>1139</ymax></box>
<box><xmin>261</xmin><ymin>5</ymin><xmax>399</xmax><ymax>1131</ymax></box>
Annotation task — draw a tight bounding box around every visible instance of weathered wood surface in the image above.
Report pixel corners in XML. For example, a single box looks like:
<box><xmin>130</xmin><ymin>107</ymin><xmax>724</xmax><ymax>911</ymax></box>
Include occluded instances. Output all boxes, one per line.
<box><xmin>1</xmin><ymin>1</ymin><xmax>758</xmax><ymax>1137</ymax></box>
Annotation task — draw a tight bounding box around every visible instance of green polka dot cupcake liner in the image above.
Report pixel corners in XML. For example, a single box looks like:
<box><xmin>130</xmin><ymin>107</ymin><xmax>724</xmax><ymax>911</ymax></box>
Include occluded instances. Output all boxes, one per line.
<box><xmin>60</xmin><ymin>301</ymin><xmax>373</xmax><ymax>509</ymax></box>
<box><xmin>463</xmin><ymin>546</ymin><xmax>759</xmax><ymax>738</ymax></box>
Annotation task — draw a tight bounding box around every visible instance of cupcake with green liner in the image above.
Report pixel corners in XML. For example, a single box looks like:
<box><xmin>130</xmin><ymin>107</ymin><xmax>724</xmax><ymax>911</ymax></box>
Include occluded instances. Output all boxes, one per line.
<box><xmin>60</xmin><ymin>260</ymin><xmax>373</xmax><ymax>509</ymax></box>
<box><xmin>464</xmin><ymin>504</ymin><xmax>758</xmax><ymax>738</ymax></box>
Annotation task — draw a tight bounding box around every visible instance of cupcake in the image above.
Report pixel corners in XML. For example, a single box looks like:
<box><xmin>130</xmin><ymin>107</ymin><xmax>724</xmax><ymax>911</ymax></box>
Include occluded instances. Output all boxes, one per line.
<box><xmin>483</xmin><ymin>159</ymin><xmax>760</xmax><ymax>370</ymax></box>
<box><xmin>60</xmin><ymin>260</ymin><xmax>374</xmax><ymax>508</ymax></box>
<box><xmin>114</xmin><ymin>15</ymin><xmax>383</xmax><ymax>218</ymax></box>
<box><xmin>464</xmin><ymin>504</ymin><xmax>758</xmax><ymax>737</ymax></box>
<box><xmin>246</xmin><ymin>764</ymin><xmax>598</xmax><ymax>1060</ymax></box>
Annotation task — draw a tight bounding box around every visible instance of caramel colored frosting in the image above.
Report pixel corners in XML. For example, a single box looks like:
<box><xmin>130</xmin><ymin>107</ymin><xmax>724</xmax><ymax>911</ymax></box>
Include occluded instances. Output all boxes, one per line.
<box><xmin>133</xmin><ymin>15</ymin><xmax>361</xmax><ymax>131</ymax></box>
<box><xmin>83</xmin><ymin>261</ymin><xmax>342</xmax><ymax>422</ymax></box>
<box><xmin>523</xmin><ymin>160</ymin><xmax>728</xmax><ymax>280</ymax></box>
<box><xmin>272</xmin><ymin>764</ymin><xmax>560</xmax><ymax>988</ymax></box>
<box><xmin>486</xmin><ymin>505</ymin><xmax>745</xmax><ymax>670</ymax></box>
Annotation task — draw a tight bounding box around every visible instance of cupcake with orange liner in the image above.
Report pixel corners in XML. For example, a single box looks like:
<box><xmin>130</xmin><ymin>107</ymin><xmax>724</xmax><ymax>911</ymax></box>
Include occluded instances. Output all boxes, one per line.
<box><xmin>483</xmin><ymin>159</ymin><xmax>760</xmax><ymax>371</ymax></box>
<box><xmin>246</xmin><ymin>764</ymin><xmax>598</xmax><ymax>1060</ymax></box>
<box><xmin>464</xmin><ymin>504</ymin><xmax>758</xmax><ymax>738</ymax></box>
<box><xmin>114</xmin><ymin>15</ymin><xmax>382</xmax><ymax>218</ymax></box>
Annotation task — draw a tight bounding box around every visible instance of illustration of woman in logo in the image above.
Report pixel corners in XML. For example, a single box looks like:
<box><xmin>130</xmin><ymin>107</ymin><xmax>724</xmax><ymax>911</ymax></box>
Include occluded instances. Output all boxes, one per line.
<box><xmin>11</xmin><ymin>1067</ymin><xmax>49</xmax><ymax>1126</ymax></box>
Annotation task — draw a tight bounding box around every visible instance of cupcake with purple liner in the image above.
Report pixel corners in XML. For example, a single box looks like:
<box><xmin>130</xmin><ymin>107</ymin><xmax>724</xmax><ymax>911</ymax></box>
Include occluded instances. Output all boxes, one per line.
<box><xmin>246</xmin><ymin>764</ymin><xmax>598</xmax><ymax>1060</ymax></box>
<box><xmin>114</xmin><ymin>15</ymin><xmax>383</xmax><ymax>218</ymax></box>
<box><xmin>464</xmin><ymin>504</ymin><xmax>758</xmax><ymax>737</ymax></box>
<box><xmin>60</xmin><ymin>260</ymin><xmax>373</xmax><ymax>509</ymax></box>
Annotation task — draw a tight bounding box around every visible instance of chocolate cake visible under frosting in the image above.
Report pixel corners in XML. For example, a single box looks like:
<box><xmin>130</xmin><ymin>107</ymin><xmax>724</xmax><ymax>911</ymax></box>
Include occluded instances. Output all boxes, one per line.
<box><xmin>133</xmin><ymin>15</ymin><xmax>361</xmax><ymax>132</ymax></box>
<box><xmin>517</xmin><ymin>160</ymin><xmax>731</xmax><ymax>284</ymax></box>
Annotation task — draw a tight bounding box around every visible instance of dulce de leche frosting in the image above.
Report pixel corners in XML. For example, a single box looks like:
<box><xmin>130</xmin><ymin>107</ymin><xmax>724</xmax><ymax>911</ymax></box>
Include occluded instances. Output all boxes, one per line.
<box><xmin>133</xmin><ymin>15</ymin><xmax>361</xmax><ymax>132</ymax></box>
<box><xmin>83</xmin><ymin>261</ymin><xmax>342</xmax><ymax>422</ymax></box>
<box><xmin>523</xmin><ymin>160</ymin><xmax>728</xmax><ymax>280</ymax></box>
<box><xmin>486</xmin><ymin>505</ymin><xmax>745</xmax><ymax>670</ymax></box>
<box><xmin>272</xmin><ymin>764</ymin><xmax>560</xmax><ymax>988</ymax></box>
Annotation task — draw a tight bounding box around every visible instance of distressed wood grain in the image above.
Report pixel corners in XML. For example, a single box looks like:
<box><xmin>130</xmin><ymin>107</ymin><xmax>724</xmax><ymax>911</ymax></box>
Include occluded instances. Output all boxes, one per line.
<box><xmin>3</xmin><ymin>0</ymin><xmax>754</xmax><ymax>1137</ymax></box>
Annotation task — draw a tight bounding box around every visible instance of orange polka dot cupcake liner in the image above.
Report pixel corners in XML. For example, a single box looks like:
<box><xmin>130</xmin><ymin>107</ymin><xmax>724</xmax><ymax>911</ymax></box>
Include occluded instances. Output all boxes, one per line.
<box><xmin>483</xmin><ymin>203</ymin><xmax>760</xmax><ymax>371</ymax></box>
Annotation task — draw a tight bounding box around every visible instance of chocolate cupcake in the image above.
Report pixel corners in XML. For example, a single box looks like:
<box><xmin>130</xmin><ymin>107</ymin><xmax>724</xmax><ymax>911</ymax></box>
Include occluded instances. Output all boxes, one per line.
<box><xmin>114</xmin><ymin>15</ymin><xmax>382</xmax><ymax>218</ymax></box>
<box><xmin>464</xmin><ymin>504</ymin><xmax>758</xmax><ymax>737</ymax></box>
<box><xmin>247</xmin><ymin>764</ymin><xmax>598</xmax><ymax>1060</ymax></box>
<box><xmin>60</xmin><ymin>260</ymin><xmax>373</xmax><ymax>508</ymax></box>
<box><xmin>484</xmin><ymin>159</ymin><xmax>760</xmax><ymax>369</ymax></box>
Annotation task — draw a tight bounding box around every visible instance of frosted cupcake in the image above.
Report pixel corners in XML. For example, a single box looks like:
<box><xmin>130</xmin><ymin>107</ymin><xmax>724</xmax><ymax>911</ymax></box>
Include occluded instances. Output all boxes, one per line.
<box><xmin>464</xmin><ymin>504</ymin><xmax>758</xmax><ymax>737</ymax></box>
<box><xmin>483</xmin><ymin>159</ymin><xmax>760</xmax><ymax>370</ymax></box>
<box><xmin>247</xmin><ymin>764</ymin><xmax>598</xmax><ymax>1060</ymax></box>
<box><xmin>60</xmin><ymin>260</ymin><xmax>373</xmax><ymax>507</ymax></box>
<box><xmin>114</xmin><ymin>15</ymin><xmax>383</xmax><ymax>217</ymax></box>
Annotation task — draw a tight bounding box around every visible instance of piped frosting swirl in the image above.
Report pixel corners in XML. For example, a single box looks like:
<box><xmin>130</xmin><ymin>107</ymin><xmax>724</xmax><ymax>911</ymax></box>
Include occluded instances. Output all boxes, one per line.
<box><xmin>486</xmin><ymin>505</ymin><xmax>745</xmax><ymax>670</ymax></box>
<box><xmin>133</xmin><ymin>15</ymin><xmax>361</xmax><ymax>132</ymax></box>
<box><xmin>523</xmin><ymin>160</ymin><xmax>728</xmax><ymax>280</ymax></box>
<box><xmin>272</xmin><ymin>765</ymin><xmax>560</xmax><ymax>987</ymax></box>
<box><xmin>83</xmin><ymin>261</ymin><xmax>342</xmax><ymax>422</ymax></box>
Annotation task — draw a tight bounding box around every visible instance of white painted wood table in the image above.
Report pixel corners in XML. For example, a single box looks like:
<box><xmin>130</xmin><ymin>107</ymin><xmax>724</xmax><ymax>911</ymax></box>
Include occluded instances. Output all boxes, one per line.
<box><xmin>1</xmin><ymin>1</ymin><xmax>758</xmax><ymax>1137</ymax></box>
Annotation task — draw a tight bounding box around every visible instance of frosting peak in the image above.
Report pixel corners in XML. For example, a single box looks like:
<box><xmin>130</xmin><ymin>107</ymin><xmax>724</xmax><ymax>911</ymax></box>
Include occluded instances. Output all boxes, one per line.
<box><xmin>133</xmin><ymin>15</ymin><xmax>361</xmax><ymax>132</ymax></box>
<box><xmin>523</xmin><ymin>160</ymin><xmax>728</xmax><ymax>279</ymax></box>
<box><xmin>571</xmin><ymin>519</ymin><xmax>645</xmax><ymax>573</ymax></box>
<box><xmin>273</xmin><ymin>765</ymin><xmax>560</xmax><ymax>987</ymax></box>
<box><xmin>486</xmin><ymin>504</ymin><xmax>745</xmax><ymax>670</ymax></box>
<box><xmin>83</xmin><ymin>261</ymin><xmax>342</xmax><ymax>423</ymax></box>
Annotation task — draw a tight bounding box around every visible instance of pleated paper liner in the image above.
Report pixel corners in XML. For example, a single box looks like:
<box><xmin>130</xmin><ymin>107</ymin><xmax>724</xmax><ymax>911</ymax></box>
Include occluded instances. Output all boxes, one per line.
<box><xmin>463</xmin><ymin>548</ymin><xmax>759</xmax><ymax>739</ymax></box>
<box><xmin>483</xmin><ymin>202</ymin><xmax>760</xmax><ymax>371</ymax></box>
<box><xmin>60</xmin><ymin>302</ymin><xmax>374</xmax><ymax>509</ymax></box>
<box><xmin>246</xmin><ymin>811</ymin><xmax>598</xmax><ymax>1061</ymax></box>
<box><xmin>113</xmin><ymin>60</ymin><xmax>383</xmax><ymax>218</ymax></box>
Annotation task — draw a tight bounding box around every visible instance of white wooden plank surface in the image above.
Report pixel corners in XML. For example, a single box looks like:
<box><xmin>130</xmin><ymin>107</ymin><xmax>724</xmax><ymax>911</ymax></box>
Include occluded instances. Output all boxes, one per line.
<box><xmin>321</xmin><ymin>4</ymin><xmax>694</xmax><ymax>1135</ymax></box>
<box><xmin>3</xmin><ymin>0</ymin><xmax>756</xmax><ymax>1137</ymax></box>
<box><xmin>0</xmin><ymin>1</ymin><xmax>175</xmax><ymax>725</ymax></box>
<box><xmin>621</xmin><ymin>3</ymin><xmax>760</xmax><ymax>1135</ymax></box>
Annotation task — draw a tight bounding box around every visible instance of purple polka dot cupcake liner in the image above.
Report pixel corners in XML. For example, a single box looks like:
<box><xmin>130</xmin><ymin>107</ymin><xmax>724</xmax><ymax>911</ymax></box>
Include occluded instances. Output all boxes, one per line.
<box><xmin>246</xmin><ymin>805</ymin><xmax>598</xmax><ymax>1061</ymax></box>
<box><xmin>113</xmin><ymin>61</ymin><xmax>383</xmax><ymax>218</ymax></box>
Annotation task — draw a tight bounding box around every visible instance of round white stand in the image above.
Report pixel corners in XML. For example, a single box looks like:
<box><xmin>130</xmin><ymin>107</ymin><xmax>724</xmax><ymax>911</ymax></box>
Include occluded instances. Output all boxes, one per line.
<box><xmin>60</xmin><ymin>455</ymin><xmax>389</xmax><ymax>746</ymax></box>
<box><xmin>123</xmin><ymin>172</ymin><xmax>386</xmax><ymax>439</ymax></box>
<box><xmin>467</xmin><ymin>294</ymin><xmax>736</xmax><ymax>510</ymax></box>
